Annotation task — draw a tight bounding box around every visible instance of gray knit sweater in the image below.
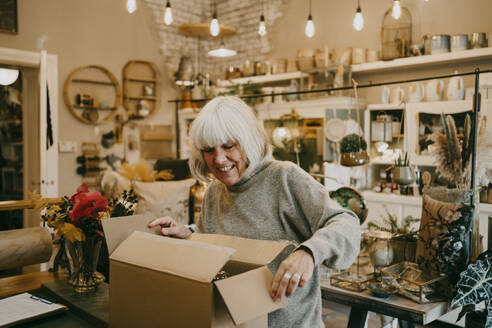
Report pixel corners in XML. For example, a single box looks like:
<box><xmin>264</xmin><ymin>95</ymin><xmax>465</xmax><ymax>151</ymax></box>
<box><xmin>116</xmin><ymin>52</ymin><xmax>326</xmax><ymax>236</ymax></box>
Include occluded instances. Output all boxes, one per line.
<box><xmin>197</xmin><ymin>159</ymin><xmax>360</xmax><ymax>328</ymax></box>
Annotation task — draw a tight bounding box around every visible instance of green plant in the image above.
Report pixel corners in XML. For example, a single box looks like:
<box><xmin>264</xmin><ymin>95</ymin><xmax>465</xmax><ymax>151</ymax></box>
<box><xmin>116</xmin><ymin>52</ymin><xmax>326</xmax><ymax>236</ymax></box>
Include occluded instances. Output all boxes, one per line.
<box><xmin>451</xmin><ymin>250</ymin><xmax>492</xmax><ymax>327</ymax></box>
<box><xmin>367</xmin><ymin>207</ymin><xmax>420</xmax><ymax>240</ymax></box>
<box><xmin>340</xmin><ymin>133</ymin><xmax>367</xmax><ymax>153</ymax></box>
<box><xmin>394</xmin><ymin>152</ymin><xmax>410</xmax><ymax>167</ymax></box>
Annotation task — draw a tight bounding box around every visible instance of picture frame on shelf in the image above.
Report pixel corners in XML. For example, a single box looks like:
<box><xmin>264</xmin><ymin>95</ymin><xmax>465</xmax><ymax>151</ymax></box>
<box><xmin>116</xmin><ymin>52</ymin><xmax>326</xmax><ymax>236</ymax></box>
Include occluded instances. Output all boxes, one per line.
<box><xmin>0</xmin><ymin>0</ymin><xmax>17</xmax><ymax>34</ymax></box>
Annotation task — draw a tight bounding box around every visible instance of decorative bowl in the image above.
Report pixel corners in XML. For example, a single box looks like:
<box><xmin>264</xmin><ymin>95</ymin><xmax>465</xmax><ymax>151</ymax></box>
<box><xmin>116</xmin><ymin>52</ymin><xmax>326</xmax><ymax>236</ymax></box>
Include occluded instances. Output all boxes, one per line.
<box><xmin>367</xmin><ymin>282</ymin><xmax>398</xmax><ymax>299</ymax></box>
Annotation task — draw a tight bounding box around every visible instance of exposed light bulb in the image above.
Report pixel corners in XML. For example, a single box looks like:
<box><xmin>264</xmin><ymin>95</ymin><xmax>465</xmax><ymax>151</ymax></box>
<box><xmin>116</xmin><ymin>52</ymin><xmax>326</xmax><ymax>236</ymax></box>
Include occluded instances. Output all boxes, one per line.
<box><xmin>353</xmin><ymin>7</ymin><xmax>364</xmax><ymax>31</ymax></box>
<box><xmin>164</xmin><ymin>1</ymin><xmax>173</xmax><ymax>25</ymax></box>
<box><xmin>258</xmin><ymin>15</ymin><xmax>267</xmax><ymax>36</ymax></box>
<box><xmin>392</xmin><ymin>0</ymin><xmax>401</xmax><ymax>20</ymax></box>
<box><xmin>305</xmin><ymin>14</ymin><xmax>315</xmax><ymax>38</ymax></box>
<box><xmin>210</xmin><ymin>13</ymin><xmax>220</xmax><ymax>37</ymax></box>
<box><xmin>126</xmin><ymin>0</ymin><xmax>137</xmax><ymax>14</ymax></box>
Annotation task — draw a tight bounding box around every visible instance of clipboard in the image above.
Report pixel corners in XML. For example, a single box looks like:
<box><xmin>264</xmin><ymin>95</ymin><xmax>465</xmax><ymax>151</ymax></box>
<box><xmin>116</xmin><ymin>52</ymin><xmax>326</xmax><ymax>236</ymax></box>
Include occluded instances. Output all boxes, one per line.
<box><xmin>0</xmin><ymin>292</ymin><xmax>67</xmax><ymax>327</ymax></box>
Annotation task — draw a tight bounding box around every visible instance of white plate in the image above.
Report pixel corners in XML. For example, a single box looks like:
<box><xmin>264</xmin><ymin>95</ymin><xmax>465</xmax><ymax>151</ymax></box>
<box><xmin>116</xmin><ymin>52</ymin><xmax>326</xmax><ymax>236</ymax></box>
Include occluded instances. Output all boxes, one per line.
<box><xmin>325</xmin><ymin>118</ymin><xmax>345</xmax><ymax>142</ymax></box>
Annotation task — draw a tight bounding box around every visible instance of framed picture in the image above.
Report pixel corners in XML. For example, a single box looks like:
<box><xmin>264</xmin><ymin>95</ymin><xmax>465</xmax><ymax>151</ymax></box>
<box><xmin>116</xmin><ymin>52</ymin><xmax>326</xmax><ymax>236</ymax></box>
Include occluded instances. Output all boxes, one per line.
<box><xmin>0</xmin><ymin>0</ymin><xmax>18</xmax><ymax>34</ymax></box>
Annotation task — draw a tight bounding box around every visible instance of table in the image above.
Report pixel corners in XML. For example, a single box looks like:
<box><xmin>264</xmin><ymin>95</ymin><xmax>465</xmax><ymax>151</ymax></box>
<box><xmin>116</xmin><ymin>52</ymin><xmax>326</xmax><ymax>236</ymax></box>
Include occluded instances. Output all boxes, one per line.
<box><xmin>320</xmin><ymin>279</ymin><xmax>456</xmax><ymax>328</ymax></box>
<box><xmin>0</xmin><ymin>271</ymin><xmax>108</xmax><ymax>327</ymax></box>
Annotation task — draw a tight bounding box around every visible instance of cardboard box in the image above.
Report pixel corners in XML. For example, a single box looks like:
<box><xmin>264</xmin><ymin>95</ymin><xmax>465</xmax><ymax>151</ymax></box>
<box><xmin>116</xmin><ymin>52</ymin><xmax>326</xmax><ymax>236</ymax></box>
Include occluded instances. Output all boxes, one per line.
<box><xmin>102</xmin><ymin>214</ymin><xmax>288</xmax><ymax>327</ymax></box>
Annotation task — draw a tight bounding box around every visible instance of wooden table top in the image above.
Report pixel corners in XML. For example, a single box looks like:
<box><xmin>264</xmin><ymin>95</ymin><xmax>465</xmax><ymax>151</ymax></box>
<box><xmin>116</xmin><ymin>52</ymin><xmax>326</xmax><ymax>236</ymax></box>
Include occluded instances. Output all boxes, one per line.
<box><xmin>0</xmin><ymin>271</ymin><xmax>67</xmax><ymax>299</ymax></box>
<box><xmin>320</xmin><ymin>279</ymin><xmax>450</xmax><ymax>325</ymax></box>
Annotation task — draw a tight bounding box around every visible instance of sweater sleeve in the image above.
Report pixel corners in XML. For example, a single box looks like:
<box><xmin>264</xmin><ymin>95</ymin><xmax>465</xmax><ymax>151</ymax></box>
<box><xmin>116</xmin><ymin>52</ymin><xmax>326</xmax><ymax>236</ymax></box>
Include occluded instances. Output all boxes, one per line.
<box><xmin>286</xmin><ymin>165</ymin><xmax>361</xmax><ymax>269</ymax></box>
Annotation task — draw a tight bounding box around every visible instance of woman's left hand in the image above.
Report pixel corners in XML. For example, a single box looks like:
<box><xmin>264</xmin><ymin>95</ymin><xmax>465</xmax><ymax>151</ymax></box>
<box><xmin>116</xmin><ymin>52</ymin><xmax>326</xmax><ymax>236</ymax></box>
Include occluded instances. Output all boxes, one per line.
<box><xmin>270</xmin><ymin>248</ymin><xmax>314</xmax><ymax>302</ymax></box>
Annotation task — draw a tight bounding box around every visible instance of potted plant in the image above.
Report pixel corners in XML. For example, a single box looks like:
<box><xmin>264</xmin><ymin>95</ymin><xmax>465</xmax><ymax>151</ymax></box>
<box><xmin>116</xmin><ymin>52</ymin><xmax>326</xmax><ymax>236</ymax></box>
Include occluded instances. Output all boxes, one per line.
<box><xmin>451</xmin><ymin>250</ymin><xmax>492</xmax><ymax>328</ymax></box>
<box><xmin>367</xmin><ymin>207</ymin><xmax>420</xmax><ymax>263</ymax></box>
<box><xmin>340</xmin><ymin>133</ymin><xmax>369</xmax><ymax>166</ymax></box>
<box><xmin>393</xmin><ymin>151</ymin><xmax>415</xmax><ymax>185</ymax></box>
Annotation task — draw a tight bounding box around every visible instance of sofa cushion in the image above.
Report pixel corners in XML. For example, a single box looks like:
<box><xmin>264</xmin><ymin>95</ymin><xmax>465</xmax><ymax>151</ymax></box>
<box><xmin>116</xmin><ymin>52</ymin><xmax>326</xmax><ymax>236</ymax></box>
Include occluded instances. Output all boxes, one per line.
<box><xmin>132</xmin><ymin>179</ymin><xmax>196</xmax><ymax>225</ymax></box>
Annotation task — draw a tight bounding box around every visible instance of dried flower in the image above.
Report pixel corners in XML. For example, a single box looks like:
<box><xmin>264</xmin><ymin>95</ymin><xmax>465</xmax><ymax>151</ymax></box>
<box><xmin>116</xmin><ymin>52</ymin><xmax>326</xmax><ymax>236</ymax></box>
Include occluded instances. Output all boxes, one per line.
<box><xmin>40</xmin><ymin>184</ymin><xmax>138</xmax><ymax>242</ymax></box>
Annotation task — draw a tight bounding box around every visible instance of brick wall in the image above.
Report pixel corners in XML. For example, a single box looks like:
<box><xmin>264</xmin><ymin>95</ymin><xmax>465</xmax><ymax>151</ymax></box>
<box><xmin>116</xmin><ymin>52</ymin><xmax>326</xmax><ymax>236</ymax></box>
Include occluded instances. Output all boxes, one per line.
<box><xmin>144</xmin><ymin>0</ymin><xmax>285</xmax><ymax>81</ymax></box>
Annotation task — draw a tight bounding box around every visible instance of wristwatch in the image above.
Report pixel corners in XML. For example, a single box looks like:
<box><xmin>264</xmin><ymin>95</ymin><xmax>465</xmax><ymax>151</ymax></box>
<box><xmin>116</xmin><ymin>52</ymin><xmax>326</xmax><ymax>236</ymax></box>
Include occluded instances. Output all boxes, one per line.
<box><xmin>185</xmin><ymin>224</ymin><xmax>196</xmax><ymax>233</ymax></box>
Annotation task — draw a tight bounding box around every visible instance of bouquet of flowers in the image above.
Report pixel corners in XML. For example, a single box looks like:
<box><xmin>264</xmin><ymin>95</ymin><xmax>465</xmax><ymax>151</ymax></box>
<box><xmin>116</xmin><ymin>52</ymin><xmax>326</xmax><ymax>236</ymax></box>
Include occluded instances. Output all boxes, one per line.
<box><xmin>41</xmin><ymin>184</ymin><xmax>137</xmax><ymax>242</ymax></box>
<box><xmin>40</xmin><ymin>184</ymin><xmax>137</xmax><ymax>292</ymax></box>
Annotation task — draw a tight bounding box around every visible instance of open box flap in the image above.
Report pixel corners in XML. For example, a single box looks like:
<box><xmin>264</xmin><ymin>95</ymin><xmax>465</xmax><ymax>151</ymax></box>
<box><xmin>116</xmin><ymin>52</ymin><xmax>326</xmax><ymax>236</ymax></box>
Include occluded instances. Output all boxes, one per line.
<box><xmin>214</xmin><ymin>266</ymin><xmax>287</xmax><ymax>325</ymax></box>
<box><xmin>189</xmin><ymin>233</ymin><xmax>290</xmax><ymax>266</ymax></box>
<box><xmin>101</xmin><ymin>213</ymin><xmax>161</xmax><ymax>255</ymax></box>
<box><xmin>111</xmin><ymin>231</ymin><xmax>236</xmax><ymax>283</ymax></box>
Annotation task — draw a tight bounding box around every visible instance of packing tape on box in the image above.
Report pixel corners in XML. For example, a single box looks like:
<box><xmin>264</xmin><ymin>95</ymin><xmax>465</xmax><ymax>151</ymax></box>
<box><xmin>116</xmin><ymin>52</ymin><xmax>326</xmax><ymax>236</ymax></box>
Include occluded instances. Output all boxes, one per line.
<box><xmin>0</xmin><ymin>227</ymin><xmax>52</xmax><ymax>271</ymax></box>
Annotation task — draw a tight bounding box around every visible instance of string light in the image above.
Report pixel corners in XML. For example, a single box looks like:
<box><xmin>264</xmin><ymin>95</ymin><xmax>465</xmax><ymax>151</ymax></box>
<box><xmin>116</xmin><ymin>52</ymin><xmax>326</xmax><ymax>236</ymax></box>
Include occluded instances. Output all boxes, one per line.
<box><xmin>126</xmin><ymin>0</ymin><xmax>137</xmax><ymax>14</ymax></box>
<box><xmin>305</xmin><ymin>0</ymin><xmax>315</xmax><ymax>38</ymax></box>
<box><xmin>164</xmin><ymin>1</ymin><xmax>173</xmax><ymax>25</ymax></box>
<box><xmin>210</xmin><ymin>2</ymin><xmax>220</xmax><ymax>37</ymax></box>
<box><xmin>258</xmin><ymin>1</ymin><xmax>266</xmax><ymax>36</ymax></box>
<box><xmin>392</xmin><ymin>0</ymin><xmax>402</xmax><ymax>20</ymax></box>
<box><xmin>353</xmin><ymin>0</ymin><xmax>364</xmax><ymax>31</ymax></box>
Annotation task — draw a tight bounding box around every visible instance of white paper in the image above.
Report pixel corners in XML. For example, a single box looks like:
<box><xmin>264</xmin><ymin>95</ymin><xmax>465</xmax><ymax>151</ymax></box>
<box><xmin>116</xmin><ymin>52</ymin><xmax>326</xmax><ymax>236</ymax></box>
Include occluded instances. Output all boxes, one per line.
<box><xmin>0</xmin><ymin>292</ymin><xmax>66</xmax><ymax>327</ymax></box>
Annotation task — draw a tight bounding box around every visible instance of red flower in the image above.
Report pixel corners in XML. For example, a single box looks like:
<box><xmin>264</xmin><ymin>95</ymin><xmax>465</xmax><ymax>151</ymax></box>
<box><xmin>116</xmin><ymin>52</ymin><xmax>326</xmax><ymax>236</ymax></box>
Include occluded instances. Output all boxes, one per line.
<box><xmin>69</xmin><ymin>189</ymin><xmax>108</xmax><ymax>225</ymax></box>
<box><xmin>70</xmin><ymin>184</ymin><xmax>89</xmax><ymax>203</ymax></box>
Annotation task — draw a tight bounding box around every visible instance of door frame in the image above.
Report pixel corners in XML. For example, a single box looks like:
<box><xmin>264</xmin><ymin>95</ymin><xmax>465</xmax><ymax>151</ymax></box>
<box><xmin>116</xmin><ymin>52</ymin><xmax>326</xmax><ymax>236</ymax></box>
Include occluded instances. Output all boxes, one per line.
<box><xmin>0</xmin><ymin>47</ymin><xmax>59</xmax><ymax>227</ymax></box>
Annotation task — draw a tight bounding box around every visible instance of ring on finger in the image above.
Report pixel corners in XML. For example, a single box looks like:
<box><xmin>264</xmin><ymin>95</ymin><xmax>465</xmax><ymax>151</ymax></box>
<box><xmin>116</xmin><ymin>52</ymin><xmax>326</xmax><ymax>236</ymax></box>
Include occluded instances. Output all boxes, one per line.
<box><xmin>292</xmin><ymin>273</ymin><xmax>301</xmax><ymax>282</ymax></box>
<box><xmin>283</xmin><ymin>272</ymin><xmax>292</xmax><ymax>280</ymax></box>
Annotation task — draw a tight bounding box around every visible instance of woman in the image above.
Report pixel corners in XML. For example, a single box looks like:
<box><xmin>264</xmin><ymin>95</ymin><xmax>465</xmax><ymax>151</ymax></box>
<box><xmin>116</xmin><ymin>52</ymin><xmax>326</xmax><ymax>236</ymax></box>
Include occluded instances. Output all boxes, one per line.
<box><xmin>149</xmin><ymin>96</ymin><xmax>360</xmax><ymax>328</ymax></box>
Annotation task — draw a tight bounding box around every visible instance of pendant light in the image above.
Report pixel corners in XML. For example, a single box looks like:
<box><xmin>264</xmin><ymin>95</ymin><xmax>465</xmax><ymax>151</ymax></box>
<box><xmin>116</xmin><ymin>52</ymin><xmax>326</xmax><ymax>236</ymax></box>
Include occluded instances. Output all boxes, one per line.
<box><xmin>208</xmin><ymin>41</ymin><xmax>237</xmax><ymax>57</ymax></box>
<box><xmin>392</xmin><ymin>0</ymin><xmax>402</xmax><ymax>20</ymax></box>
<box><xmin>163</xmin><ymin>1</ymin><xmax>173</xmax><ymax>25</ymax></box>
<box><xmin>210</xmin><ymin>1</ymin><xmax>220</xmax><ymax>37</ymax></box>
<box><xmin>305</xmin><ymin>0</ymin><xmax>315</xmax><ymax>38</ymax></box>
<box><xmin>0</xmin><ymin>68</ymin><xmax>19</xmax><ymax>86</ymax></box>
<box><xmin>353</xmin><ymin>0</ymin><xmax>364</xmax><ymax>31</ymax></box>
<box><xmin>258</xmin><ymin>1</ymin><xmax>267</xmax><ymax>36</ymax></box>
<box><xmin>126</xmin><ymin>0</ymin><xmax>137</xmax><ymax>14</ymax></box>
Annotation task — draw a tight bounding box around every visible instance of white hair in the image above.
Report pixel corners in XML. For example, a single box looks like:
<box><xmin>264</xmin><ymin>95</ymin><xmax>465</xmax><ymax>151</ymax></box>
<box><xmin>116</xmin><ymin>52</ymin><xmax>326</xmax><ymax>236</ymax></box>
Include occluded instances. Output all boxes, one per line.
<box><xmin>189</xmin><ymin>96</ymin><xmax>272</xmax><ymax>182</ymax></box>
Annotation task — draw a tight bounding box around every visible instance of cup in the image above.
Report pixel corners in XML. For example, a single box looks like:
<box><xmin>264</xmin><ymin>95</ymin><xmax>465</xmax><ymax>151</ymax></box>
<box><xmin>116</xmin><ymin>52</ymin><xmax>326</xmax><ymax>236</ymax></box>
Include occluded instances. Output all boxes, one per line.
<box><xmin>425</xmin><ymin>79</ymin><xmax>444</xmax><ymax>102</ymax></box>
<box><xmin>390</xmin><ymin>86</ymin><xmax>405</xmax><ymax>104</ymax></box>
<box><xmin>408</xmin><ymin>82</ymin><xmax>425</xmax><ymax>103</ymax></box>
<box><xmin>366</xmin><ymin>49</ymin><xmax>379</xmax><ymax>62</ymax></box>
<box><xmin>430</xmin><ymin>35</ymin><xmax>450</xmax><ymax>54</ymax></box>
<box><xmin>381</xmin><ymin>86</ymin><xmax>390</xmax><ymax>104</ymax></box>
<box><xmin>352</xmin><ymin>48</ymin><xmax>366</xmax><ymax>65</ymax></box>
<box><xmin>471</xmin><ymin>32</ymin><xmax>488</xmax><ymax>49</ymax></box>
<box><xmin>451</xmin><ymin>34</ymin><xmax>468</xmax><ymax>52</ymax></box>
<box><xmin>447</xmin><ymin>76</ymin><xmax>465</xmax><ymax>101</ymax></box>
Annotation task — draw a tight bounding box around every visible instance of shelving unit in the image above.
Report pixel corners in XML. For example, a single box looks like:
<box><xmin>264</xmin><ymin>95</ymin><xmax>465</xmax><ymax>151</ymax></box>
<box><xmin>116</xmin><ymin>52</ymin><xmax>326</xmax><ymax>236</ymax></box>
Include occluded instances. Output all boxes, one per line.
<box><xmin>217</xmin><ymin>71</ymin><xmax>308</xmax><ymax>87</ymax></box>
<box><xmin>122</xmin><ymin>60</ymin><xmax>161</xmax><ymax>119</ymax></box>
<box><xmin>63</xmin><ymin>65</ymin><xmax>122</xmax><ymax>125</ymax></box>
<box><xmin>352</xmin><ymin>47</ymin><xmax>492</xmax><ymax>73</ymax></box>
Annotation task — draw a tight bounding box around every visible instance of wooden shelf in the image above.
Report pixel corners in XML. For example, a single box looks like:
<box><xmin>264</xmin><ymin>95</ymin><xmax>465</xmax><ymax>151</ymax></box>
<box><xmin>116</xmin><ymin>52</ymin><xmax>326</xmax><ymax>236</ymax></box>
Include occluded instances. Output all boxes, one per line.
<box><xmin>73</xmin><ymin>105</ymin><xmax>116</xmax><ymax>110</ymax></box>
<box><xmin>122</xmin><ymin>60</ymin><xmax>161</xmax><ymax>118</ymax></box>
<box><xmin>217</xmin><ymin>71</ymin><xmax>308</xmax><ymax>87</ymax></box>
<box><xmin>124</xmin><ymin>77</ymin><xmax>158</xmax><ymax>83</ymax></box>
<box><xmin>64</xmin><ymin>65</ymin><xmax>122</xmax><ymax>125</ymax></box>
<box><xmin>352</xmin><ymin>47</ymin><xmax>492</xmax><ymax>73</ymax></box>
<box><xmin>125</xmin><ymin>96</ymin><xmax>157</xmax><ymax>101</ymax></box>
<box><xmin>71</xmin><ymin>79</ymin><xmax>116</xmax><ymax>86</ymax></box>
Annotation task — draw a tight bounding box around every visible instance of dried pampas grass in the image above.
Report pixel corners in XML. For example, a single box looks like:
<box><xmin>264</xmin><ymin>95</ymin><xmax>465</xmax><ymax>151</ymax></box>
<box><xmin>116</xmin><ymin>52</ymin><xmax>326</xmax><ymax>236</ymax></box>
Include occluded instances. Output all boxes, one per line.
<box><xmin>432</xmin><ymin>113</ymin><xmax>492</xmax><ymax>190</ymax></box>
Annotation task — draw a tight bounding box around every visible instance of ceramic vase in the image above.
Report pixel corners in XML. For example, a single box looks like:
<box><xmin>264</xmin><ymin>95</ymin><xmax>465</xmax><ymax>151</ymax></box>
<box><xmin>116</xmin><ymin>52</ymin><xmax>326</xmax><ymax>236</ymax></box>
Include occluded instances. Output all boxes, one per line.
<box><xmin>65</xmin><ymin>235</ymin><xmax>104</xmax><ymax>293</ymax></box>
<box><xmin>393</xmin><ymin>167</ymin><xmax>415</xmax><ymax>185</ymax></box>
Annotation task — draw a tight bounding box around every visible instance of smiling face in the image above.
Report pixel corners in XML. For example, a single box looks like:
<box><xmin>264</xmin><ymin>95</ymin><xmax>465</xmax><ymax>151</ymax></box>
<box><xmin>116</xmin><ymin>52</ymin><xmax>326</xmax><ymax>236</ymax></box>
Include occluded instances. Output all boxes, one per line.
<box><xmin>203</xmin><ymin>142</ymin><xmax>247</xmax><ymax>186</ymax></box>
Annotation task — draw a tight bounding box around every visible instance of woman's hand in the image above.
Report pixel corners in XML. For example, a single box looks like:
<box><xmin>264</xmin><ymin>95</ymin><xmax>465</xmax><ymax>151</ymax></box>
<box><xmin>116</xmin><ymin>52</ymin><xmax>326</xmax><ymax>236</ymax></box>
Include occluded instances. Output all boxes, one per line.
<box><xmin>148</xmin><ymin>216</ymin><xmax>192</xmax><ymax>239</ymax></box>
<box><xmin>270</xmin><ymin>248</ymin><xmax>314</xmax><ymax>302</ymax></box>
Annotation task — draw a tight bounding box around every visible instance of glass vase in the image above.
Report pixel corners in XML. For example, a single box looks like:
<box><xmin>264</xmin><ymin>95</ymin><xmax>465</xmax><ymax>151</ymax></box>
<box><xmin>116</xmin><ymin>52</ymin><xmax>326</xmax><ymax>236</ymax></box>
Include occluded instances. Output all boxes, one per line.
<box><xmin>65</xmin><ymin>235</ymin><xmax>103</xmax><ymax>293</ymax></box>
